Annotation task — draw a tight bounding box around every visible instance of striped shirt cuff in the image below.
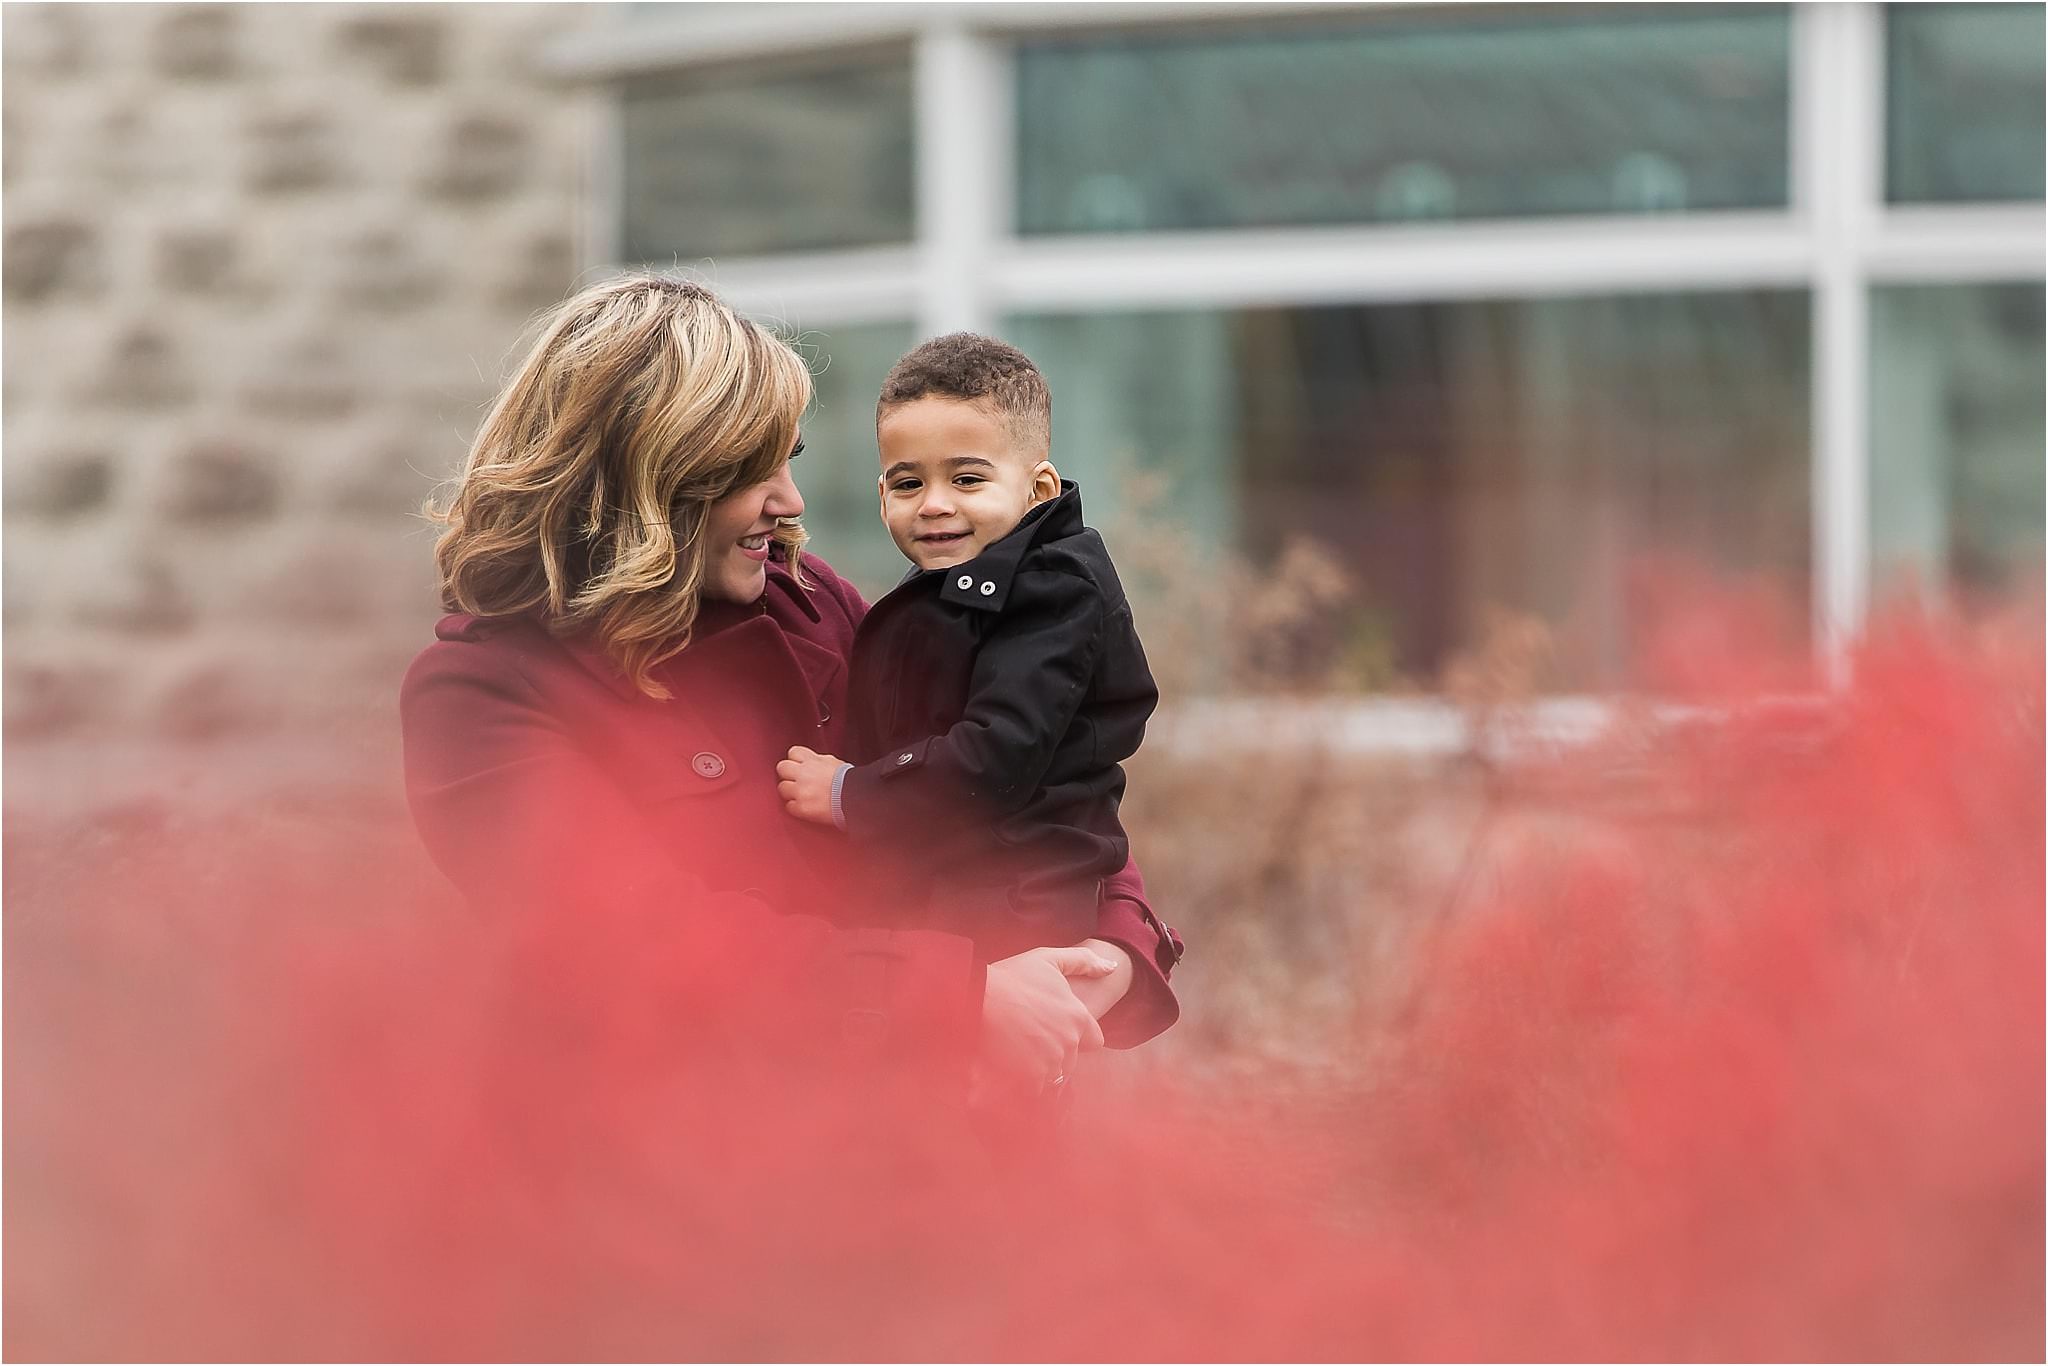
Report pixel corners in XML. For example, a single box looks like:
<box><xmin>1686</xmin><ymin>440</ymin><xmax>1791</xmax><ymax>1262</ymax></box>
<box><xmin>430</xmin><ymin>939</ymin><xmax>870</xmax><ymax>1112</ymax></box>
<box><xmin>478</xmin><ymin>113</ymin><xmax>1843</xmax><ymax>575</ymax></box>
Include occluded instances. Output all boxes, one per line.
<box><xmin>829</xmin><ymin>762</ymin><xmax>852</xmax><ymax>831</ymax></box>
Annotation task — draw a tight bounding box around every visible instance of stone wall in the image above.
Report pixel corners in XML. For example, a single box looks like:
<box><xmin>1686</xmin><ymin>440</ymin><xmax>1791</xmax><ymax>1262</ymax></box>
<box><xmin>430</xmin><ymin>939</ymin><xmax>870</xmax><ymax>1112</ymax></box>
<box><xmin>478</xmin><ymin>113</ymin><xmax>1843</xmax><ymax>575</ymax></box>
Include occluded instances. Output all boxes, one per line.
<box><xmin>3</xmin><ymin>2</ymin><xmax>598</xmax><ymax>758</ymax></box>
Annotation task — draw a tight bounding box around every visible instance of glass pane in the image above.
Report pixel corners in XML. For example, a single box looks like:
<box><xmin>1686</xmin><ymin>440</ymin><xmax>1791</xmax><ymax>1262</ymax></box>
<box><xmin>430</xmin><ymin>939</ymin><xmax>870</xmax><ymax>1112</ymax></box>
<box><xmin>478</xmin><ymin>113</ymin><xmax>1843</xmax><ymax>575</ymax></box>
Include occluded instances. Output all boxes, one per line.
<box><xmin>1016</xmin><ymin>7</ymin><xmax>1791</xmax><ymax>235</ymax></box>
<box><xmin>621</xmin><ymin>55</ymin><xmax>913</xmax><ymax>261</ymax></box>
<box><xmin>776</xmin><ymin>320</ymin><xmax>918</xmax><ymax>600</ymax></box>
<box><xmin>1870</xmin><ymin>284</ymin><xmax>2045</xmax><ymax>601</ymax></box>
<box><xmin>1009</xmin><ymin>294</ymin><xmax>1811</xmax><ymax>691</ymax></box>
<box><xmin>1886</xmin><ymin>3</ymin><xmax>2047</xmax><ymax>204</ymax></box>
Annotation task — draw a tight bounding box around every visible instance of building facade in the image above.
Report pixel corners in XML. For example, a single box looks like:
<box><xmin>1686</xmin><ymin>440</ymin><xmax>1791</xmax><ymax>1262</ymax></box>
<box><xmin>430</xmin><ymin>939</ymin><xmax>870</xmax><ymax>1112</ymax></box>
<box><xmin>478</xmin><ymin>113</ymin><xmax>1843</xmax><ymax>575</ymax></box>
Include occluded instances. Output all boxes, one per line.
<box><xmin>3</xmin><ymin>2</ymin><xmax>2041</xmax><ymax>754</ymax></box>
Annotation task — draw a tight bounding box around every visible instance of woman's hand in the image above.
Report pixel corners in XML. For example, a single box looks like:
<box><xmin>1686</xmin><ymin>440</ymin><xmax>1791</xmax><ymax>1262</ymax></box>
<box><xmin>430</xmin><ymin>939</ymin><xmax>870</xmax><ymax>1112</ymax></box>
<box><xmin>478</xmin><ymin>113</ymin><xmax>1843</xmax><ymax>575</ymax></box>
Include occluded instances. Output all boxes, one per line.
<box><xmin>776</xmin><ymin>746</ymin><xmax>846</xmax><ymax>825</ymax></box>
<box><xmin>1064</xmin><ymin>937</ymin><xmax>1134</xmax><ymax>1021</ymax></box>
<box><xmin>978</xmin><ymin>945</ymin><xmax>1114</xmax><ymax>1090</ymax></box>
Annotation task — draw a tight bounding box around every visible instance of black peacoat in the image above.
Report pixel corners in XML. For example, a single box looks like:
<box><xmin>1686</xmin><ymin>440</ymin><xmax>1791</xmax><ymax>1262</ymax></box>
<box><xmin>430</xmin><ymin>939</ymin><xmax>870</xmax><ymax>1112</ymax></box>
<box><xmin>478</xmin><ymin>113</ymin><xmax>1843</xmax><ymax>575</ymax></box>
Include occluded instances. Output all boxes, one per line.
<box><xmin>838</xmin><ymin>482</ymin><xmax>1159</xmax><ymax>960</ymax></box>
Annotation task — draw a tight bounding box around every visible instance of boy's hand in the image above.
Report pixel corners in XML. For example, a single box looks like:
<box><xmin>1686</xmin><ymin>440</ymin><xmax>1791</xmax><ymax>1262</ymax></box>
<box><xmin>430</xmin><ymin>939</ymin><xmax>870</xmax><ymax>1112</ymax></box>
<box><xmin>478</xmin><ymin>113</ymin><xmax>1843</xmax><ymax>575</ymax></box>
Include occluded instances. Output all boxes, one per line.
<box><xmin>777</xmin><ymin>746</ymin><xmax>845</xmax><ymax>825</ymax></box>
<box><xmin>1063</xmin><ymin>937</ymin><xmax>1133</xmax><ymax>1021</ymax></box>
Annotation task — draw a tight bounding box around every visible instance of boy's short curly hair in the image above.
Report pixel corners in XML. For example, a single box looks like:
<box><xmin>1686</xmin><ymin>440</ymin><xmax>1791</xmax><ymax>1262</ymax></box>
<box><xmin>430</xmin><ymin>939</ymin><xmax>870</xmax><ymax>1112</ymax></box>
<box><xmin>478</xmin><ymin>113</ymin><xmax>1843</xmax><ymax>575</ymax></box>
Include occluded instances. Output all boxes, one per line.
<box><xmin>876</xmin><ymin>333</ymin><xmax>1052</xmax><ymax>455</ymax></box>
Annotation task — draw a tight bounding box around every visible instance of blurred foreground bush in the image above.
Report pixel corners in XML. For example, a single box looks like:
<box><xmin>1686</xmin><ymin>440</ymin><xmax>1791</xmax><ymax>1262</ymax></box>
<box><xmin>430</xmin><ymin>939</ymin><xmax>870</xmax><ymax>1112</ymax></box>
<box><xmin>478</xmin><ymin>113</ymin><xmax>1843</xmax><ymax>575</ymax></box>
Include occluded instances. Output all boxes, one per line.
<box><xmin>5</xmin><ymin>576</ymin><xmax>2040</xmax><ymax>1360</ymax></box>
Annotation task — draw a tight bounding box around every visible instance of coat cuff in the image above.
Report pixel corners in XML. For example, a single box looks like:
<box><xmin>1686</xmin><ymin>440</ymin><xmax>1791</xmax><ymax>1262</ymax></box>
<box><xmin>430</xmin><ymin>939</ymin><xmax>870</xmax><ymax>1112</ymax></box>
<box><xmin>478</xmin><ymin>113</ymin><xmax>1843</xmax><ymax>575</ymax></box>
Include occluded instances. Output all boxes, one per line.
<box><xmin>1093</xmin><ymin>891</ymin><xmax>1182</xmax><ymax>1049</ymax></box>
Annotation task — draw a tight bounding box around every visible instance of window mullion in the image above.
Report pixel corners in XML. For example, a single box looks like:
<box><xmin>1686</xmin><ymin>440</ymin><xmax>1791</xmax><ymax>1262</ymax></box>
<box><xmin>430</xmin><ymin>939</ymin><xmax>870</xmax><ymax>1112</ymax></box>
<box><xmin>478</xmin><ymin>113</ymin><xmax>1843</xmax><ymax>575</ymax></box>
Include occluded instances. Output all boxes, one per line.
<box><xmin>1798</xmin><ymin>0</ymin><xmax>1884</xmax><ymax>685</ymax></box>
<box><xmin>914</xmin><ymin>23</ymin><xmax>1003</xmax><ymax>337</ymax></box>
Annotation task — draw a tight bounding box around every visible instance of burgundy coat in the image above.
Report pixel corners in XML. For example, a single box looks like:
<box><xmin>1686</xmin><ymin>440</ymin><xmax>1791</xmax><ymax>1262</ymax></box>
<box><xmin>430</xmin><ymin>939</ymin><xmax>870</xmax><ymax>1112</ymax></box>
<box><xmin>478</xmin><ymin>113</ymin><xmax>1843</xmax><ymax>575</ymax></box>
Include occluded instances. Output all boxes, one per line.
<box><xmin>400</xmin><ymin>552</ymin><xmax>1181</xmax><ymax>1069</ymax></box>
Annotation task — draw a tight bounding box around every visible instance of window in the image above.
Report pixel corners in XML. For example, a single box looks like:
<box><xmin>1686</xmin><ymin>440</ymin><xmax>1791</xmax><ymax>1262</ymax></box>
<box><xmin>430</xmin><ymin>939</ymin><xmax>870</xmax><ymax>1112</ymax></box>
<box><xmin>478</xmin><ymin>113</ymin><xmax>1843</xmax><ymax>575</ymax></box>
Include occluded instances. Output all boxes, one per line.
<box><xmin>786</xmin><ymin>320</ymin><xmax>918</xmax><ymax>597</ymax></box>
<box><xmin>1885</xmin><ymin>3</ymin><xmax>2046</xmax><ymax>204</ymax></box>
<box><xmin>1012</xmin><ymin>292</ymin><xmax>1811</xmax><ymax>689</ymax></box>
<box><xmin>582</xmin><ymin>1</ymin><xmax>2045</xmax><ymax>697</ymax></box>
<box><xmin>1015</xmin><ymin>7</ymin><xmax>1791</xmax><ymax>235</ymax></box>
<box><xmin>1870</xmin><ymin>283</ymin><xmax>2046</xmax><ymax>601</ymax></box>
<box><xmin>620</xmin><ymin>53</ymin><xmax>914</xmax><ymax>261</ymax></box>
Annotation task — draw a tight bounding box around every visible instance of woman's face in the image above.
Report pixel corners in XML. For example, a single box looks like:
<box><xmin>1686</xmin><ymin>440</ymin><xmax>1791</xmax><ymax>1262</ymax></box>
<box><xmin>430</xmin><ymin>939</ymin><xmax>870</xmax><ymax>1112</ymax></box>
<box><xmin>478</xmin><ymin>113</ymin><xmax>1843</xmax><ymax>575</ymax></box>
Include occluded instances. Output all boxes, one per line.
<box><xmin>701</xmin><ymin>452</ymin><xmax>805</xmax><ymax>604</ymax></box>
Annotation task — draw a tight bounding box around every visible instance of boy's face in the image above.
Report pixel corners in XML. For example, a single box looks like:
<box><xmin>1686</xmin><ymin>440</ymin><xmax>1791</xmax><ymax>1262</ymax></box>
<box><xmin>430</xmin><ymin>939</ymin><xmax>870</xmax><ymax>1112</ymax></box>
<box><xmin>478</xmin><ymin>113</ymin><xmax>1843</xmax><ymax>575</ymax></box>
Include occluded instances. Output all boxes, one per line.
<box><xmin>877</xmin><ymin>397</ymin><xmax>1057</xmax><ymax>571</ymax></box>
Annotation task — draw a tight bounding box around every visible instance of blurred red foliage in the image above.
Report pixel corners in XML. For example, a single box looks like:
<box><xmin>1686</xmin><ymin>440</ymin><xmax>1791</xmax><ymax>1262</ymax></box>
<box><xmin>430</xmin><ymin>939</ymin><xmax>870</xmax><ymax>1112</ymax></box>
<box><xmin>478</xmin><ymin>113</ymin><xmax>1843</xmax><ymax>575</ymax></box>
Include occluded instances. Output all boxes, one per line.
<box><xmin>7</xmin><ymin>589</ymin><xmax>2041</xmax><ymax>1360</ymax></box>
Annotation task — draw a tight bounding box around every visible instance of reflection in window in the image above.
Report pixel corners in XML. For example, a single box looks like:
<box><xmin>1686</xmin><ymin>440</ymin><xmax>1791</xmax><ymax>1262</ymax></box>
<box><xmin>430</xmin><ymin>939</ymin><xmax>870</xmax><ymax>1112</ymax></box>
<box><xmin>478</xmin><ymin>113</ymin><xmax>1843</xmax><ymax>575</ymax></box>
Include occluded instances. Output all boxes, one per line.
<box><xmin>1015</xmin><ymin>7</ymin><xmax>1790</xmax><ymax>235</ymax></box>
<box><xmin>778</xmin><ymin>320</ymin><xmax>917</xmax><ymax>598</ymax></box>
<box><xmin>1886</xmin><ymin>3</ymin><xmax>2047</xmax><ymax>204</ymax></box>
<box><xmin>621</xmin><ymin>56</ymin><xmax>913</xmax><ymax>261</ymax></box>
<box><xmin>1010</xmin><ymin>295</ymin><xmax>1812</xmax><ymax>690</ymax></box>
<box><xmin>1871</xmin><ymin>284</ymin><xmax>2045</xmax><ymax>602</ymax></box>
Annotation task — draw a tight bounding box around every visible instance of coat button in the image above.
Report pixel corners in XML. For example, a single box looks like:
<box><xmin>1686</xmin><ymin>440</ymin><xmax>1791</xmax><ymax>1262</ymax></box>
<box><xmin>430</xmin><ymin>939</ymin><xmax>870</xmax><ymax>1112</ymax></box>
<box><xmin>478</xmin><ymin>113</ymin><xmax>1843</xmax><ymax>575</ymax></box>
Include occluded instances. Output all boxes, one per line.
<box><xmin>979</xmin><ymin>580</ymin><xmax>995</xmax><ymax>596</ymax></box>
<box><xmin>691</xmin><ymin>751</ymin><xmax>726</xmax><ymax>779</ymax></box>
<box><xmin>816</xmin><ymin>701</ymin><xmax>831</xmax><ymax>726</ymax></box>
<box><xmin>896</xmin><ymin>751</ymin><xmax>914</xmax><ymax>765</ymax></box>
<box><xmin>955</xmin><ymin>574</ymin><xmax>973</xmax><ymax>589</ymax></box>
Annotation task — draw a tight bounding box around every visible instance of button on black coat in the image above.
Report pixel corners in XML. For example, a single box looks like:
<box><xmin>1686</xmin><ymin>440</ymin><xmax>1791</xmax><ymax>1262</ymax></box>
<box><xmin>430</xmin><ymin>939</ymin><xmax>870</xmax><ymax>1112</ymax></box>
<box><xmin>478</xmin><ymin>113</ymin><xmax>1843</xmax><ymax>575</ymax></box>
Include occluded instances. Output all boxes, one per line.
<box><xmin>839</xmin><ymin>482</ymin><xmax>1158</xmax><ymax>959</ymax></box>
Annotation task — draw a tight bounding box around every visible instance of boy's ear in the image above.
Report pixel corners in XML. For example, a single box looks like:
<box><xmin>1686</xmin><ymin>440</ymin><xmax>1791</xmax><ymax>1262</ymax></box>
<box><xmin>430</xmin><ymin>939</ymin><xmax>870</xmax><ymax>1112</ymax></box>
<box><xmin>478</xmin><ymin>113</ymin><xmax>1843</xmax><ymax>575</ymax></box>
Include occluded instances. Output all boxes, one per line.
<box><xmin>877</xmin><ymin>471</ymin><xmax>887</xmax><ymax>514</ymax></box>
<box><xmin>1030</xmin><ymin>460</ymin><xmax>1060</xmax><ymax>505</ymax></box>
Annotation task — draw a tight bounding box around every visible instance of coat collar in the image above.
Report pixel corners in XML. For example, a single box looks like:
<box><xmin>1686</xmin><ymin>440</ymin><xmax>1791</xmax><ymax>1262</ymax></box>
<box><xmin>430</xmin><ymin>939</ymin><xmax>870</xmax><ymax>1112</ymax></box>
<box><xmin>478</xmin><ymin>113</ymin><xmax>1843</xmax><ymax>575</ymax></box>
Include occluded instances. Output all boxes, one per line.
<box><xmin>923</xmin><ymin>480</ymin><xmax>1085</xmax><ymax>614</ymax></box>
<box><xmin>449</xmin><ymin>554</ymin><xmax>827</xmax><ymax>704</ymax></box>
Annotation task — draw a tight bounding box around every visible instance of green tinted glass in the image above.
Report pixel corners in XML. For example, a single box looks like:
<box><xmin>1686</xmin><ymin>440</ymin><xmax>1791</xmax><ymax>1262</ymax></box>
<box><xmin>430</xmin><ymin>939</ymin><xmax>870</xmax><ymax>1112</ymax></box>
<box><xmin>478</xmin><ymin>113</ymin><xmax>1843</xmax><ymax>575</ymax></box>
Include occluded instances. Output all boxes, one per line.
<box><xmin>1016</xmin><ymin>8</ymin><xmax>1790</xmax><ymax>235</ymax></box>
<box><xmin>1886</xmin><ymin>3</ymin><xmax>2047</xmax><ymax>204</ymax></box>
<box><xmin>1009</xmin><ymin>293</ymin><xmax>1811</xmax><ymax>690</ymax></box>
<box><xmin>779</xmin><ymin>320</ymin><xmax>918</xmax><ymax>599</ymax></box>
<box><xmin>1871</xmin><ymin>284</ymin><xmax>2045</xmax><ymax>600</ymax></box>
<box><xmin>622</xmin><ymin>56</ymin><xmax>914</xmax><ymax>261</ymax></box>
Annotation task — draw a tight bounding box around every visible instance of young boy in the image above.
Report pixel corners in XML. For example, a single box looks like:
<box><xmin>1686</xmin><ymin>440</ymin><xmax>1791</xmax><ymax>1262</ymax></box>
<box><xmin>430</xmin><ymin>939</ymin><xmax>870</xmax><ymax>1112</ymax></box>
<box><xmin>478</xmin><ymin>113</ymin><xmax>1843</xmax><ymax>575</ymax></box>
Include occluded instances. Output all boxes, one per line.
<box><xmin>776</xmin><ymin>334</ymin><xmax>1157</xmax><ymax>984</ymax></box>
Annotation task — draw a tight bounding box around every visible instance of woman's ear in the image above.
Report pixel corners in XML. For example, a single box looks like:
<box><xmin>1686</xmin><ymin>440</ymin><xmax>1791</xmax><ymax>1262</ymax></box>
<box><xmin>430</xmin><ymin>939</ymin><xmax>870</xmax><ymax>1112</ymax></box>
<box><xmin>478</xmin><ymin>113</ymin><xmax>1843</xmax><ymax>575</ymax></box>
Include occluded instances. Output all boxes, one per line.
<box><xmin>1030</xmin><ymin>461</ymin><xmax>1060</xmax><ymax>505</ymax></box>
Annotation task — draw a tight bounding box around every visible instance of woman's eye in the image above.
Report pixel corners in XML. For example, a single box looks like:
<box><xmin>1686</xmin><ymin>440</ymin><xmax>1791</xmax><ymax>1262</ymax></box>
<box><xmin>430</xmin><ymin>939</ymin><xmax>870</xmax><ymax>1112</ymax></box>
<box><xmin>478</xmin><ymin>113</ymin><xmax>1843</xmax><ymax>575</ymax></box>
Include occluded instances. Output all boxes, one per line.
<box><xmin>789</xmin><ymin>439</ymin><xmax>805</xmax><ymax>459</ymax></box>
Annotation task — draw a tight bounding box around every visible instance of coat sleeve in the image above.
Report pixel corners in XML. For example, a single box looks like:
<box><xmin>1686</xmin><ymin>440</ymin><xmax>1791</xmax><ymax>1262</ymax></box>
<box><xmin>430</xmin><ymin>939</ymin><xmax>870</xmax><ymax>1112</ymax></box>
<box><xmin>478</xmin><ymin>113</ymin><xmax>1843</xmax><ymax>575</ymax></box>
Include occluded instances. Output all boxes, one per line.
<box><xmin>838</xmin><ymin>567</ymin><xmax>1104</xmax><ymax>835</ymax></box>
<box><xmin>400</xmin><ymin>636</ymin><xmax>983</xmax><ymax>1073</ymax></box>
<box><xmin>1095</xmin><ymin>859</ymin><xmax>1185</xmax><ymax>1049</ymax></box>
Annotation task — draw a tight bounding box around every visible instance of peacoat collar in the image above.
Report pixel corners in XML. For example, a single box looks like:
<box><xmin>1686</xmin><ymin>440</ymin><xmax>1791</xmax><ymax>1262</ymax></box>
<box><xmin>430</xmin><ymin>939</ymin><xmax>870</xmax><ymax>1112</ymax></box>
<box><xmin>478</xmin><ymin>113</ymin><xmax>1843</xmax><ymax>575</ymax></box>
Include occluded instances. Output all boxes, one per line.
<box><xmin>439</xmin><ymin>555</ymin><xmax>836</xmax><ymax>707</ymax></box>
<box><xmin>911</xmin><ymin>479</ymin><xmax>1087</xmax><ymax>615</ymax></box>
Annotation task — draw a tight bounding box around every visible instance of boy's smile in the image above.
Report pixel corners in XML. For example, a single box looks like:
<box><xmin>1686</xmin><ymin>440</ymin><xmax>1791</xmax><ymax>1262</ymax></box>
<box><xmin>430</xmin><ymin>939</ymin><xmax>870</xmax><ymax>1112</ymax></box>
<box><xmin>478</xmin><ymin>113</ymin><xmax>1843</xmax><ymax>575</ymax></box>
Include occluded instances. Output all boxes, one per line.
<box><xmin>877</xmin><ymin>397</ymin><xmax>1059</xmax><ymax>571</ymax></box>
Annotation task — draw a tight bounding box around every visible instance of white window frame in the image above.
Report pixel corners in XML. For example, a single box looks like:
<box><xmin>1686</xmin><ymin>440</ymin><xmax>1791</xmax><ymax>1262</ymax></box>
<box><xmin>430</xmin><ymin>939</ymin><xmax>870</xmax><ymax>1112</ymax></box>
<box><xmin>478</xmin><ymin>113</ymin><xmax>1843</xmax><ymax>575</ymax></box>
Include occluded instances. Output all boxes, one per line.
<box><xmin>551</xmin><ymin>1</ymin><xmax>2045</xmax><ymax>743</ymax></box>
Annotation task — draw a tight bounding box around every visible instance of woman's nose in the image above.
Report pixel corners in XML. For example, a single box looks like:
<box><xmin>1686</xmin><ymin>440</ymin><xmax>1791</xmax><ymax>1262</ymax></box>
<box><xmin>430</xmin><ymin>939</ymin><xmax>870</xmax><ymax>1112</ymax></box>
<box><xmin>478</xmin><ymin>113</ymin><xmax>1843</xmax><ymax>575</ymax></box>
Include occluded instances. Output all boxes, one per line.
<box><xmin>765</xmin><ymin>464</ymin><xmax>804</xmax><ymax>518</ymax></box>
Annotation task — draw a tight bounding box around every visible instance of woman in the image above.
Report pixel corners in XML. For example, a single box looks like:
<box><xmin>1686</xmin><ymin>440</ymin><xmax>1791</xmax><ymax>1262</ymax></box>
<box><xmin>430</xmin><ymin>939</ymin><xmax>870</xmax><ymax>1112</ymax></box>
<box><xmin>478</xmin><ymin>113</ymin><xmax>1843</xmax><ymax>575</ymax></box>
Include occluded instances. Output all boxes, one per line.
<box><xmin>401</xmin><ymin>275</ymin><xmax>1180</xmax><ymax>1101</ymax></box>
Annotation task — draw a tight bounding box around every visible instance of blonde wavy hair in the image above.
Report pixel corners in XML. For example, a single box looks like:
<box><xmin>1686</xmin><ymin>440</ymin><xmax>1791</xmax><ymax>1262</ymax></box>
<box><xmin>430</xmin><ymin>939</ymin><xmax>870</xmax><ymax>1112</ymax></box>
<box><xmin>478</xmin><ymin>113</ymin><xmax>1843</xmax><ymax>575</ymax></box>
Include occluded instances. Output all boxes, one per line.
<box><xmin>428</xmin><ymin>275</ymin><xmax>811</xmax><ymax>699</ymax></box>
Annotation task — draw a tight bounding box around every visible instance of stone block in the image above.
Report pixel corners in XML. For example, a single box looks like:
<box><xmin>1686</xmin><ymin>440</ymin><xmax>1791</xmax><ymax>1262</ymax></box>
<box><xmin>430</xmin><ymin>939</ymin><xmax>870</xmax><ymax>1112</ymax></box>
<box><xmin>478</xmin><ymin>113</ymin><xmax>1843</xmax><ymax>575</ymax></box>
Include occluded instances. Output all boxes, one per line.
<box><xmin>78</xmin><ymin>555</ymin><xmax>196</xmax><ymax>636</ymax></box>
<box><xmin>4</xmin><ymin>217</ymin><xmax>100</xmax><ymax>303</ymax></box>
<box><xmin>336</xmin><ymin>11</ymin><xmax>446</xmax><ymax>86</ymax></box>
<box><xmin>425</xmin><ymin>112</ymin><xmax>528</xmax><ymax>202</ymax></box>
<box><xmin>3</xmin><ymin>3</ymin><xmax>90</xmax><ymax>79</ymax></box>
<box><xmin>243</xmin><ymin>332</ymin><xmax>358</xmax><ymax>420</ymax></box>
<box><xmin>153</xmin><ymin>5</ymin><xmax>237</xmax><ymax>81</ymax></box>
<box><xmin>498</xmin><ymin>226</ymin><xmax>576</xmax><ymax>314</ymax></box>
<box><xmin>5</xmin><ymin>657</ymin><xmax>125</xmax><ymax>741</ymax></box>
<box><xmin>335</xmin><ymin>226</ymin><xmax>440</xmax><ymax>313</ymax></box>
<box><xmin>155</xmin><ymin>225</ymin><xmax>238</xmax><ymax>295</ymax></box>
<box><xmin>96</xmin><ymin>325</ymin><xmax>195</xmax><ymax>411</ymax></box>
<box><xmin>3</xmin><ymin>96</ymin><xmax>24</xmax><ymax>188</ymax></box>
<box><xmin>328</xmin><ymin>433</ymin><xmax>453</xmax><ymax>519</ymax></box>
<box><xmin>2</xmin><ymin>450</ymin><xmax>115</xmax><ymax>519</ymax></box>
<box><xmin>245</xmin><ymin>109</ymin><xmax>344</xmax><ymax>194</ymax></box>
<box><xmin>260</xmin><ymin>541</ymin><xmax>385</xmax><ymax>627</ymax></box>
<box><xmin>154</xmin><ymin>657</ymin><xmax>276</xmax><ymax>739</ymax></box>
<box><xmin>86</xmin><ymin>100</ymin><xmax>181</xmax><ymax>194</ymax></box>
<box><xmin>160</xmin><ymin>440</ymin><xmax>282</xmax><ymax>525</ymax></box>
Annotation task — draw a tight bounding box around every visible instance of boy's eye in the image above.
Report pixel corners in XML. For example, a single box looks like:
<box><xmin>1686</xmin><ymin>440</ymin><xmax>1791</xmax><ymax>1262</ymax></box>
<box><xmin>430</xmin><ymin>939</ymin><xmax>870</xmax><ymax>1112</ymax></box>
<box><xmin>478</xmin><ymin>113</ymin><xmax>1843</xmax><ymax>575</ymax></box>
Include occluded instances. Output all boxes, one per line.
<box><xmin>955</xmin><ymin>475</ymin><xmax>984</xmax><ymax>487</ymax></box>
<box><xmin>889</xmin><ymin>479</ymin><xmax>919</xmax><ymax>493</ymax></box>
